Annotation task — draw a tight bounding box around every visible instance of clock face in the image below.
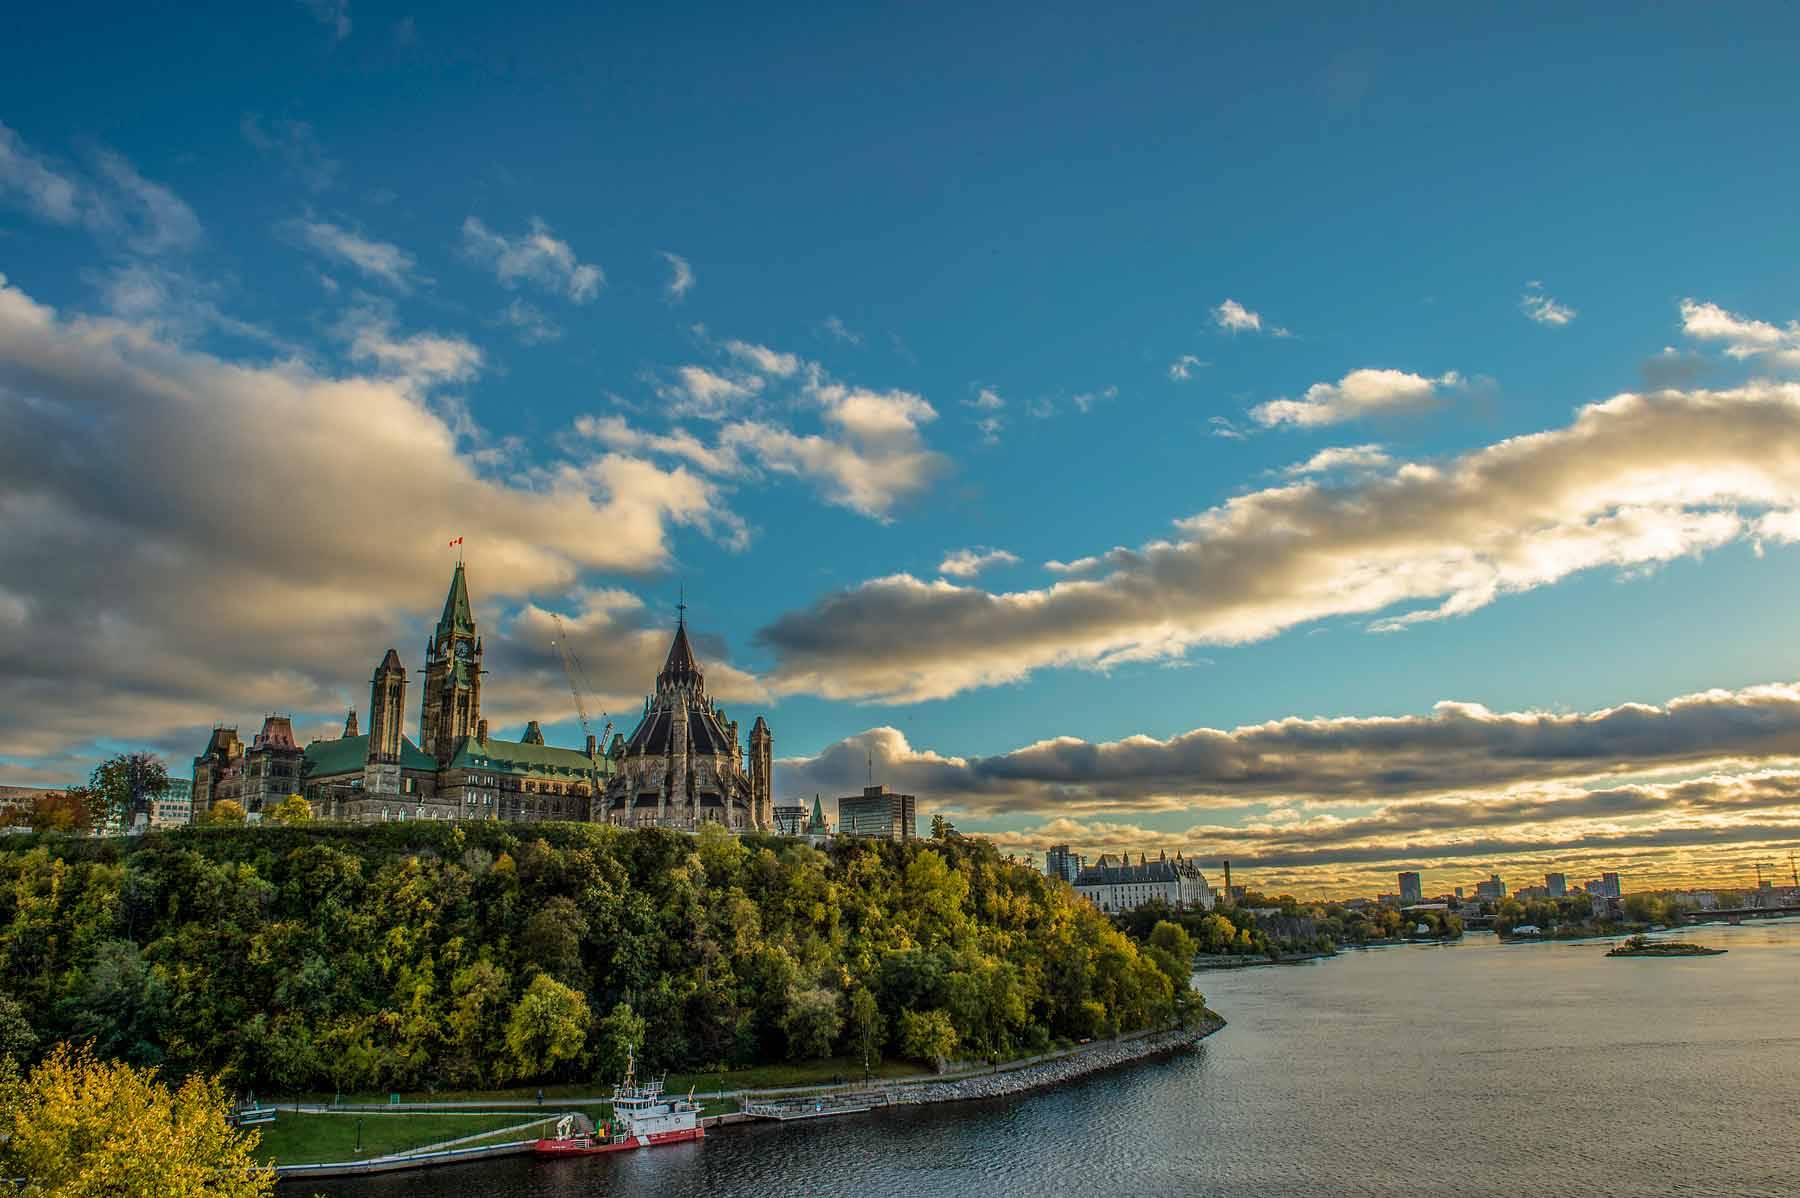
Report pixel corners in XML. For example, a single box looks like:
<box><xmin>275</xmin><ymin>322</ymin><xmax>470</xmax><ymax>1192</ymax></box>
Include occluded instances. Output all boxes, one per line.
<box><xmin>455</xmin><ymin>641</ymin><xmax>472</xmax><ymax>661</ymax></box>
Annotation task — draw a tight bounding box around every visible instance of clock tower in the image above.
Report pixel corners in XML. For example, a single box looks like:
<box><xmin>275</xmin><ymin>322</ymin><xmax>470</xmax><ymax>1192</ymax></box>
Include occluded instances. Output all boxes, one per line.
<box><xmin>419</xmin><ymin>562</ymin><xmax>483</xmax><ymax>764</ymax></box>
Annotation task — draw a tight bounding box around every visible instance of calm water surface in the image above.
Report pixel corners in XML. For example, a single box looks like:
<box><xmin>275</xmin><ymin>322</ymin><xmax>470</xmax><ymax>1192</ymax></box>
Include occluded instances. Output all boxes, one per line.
<box><xmin>300</xmin><ymin>921</ymin><xmax>1800</xmax><ymax>1197</ymax></box>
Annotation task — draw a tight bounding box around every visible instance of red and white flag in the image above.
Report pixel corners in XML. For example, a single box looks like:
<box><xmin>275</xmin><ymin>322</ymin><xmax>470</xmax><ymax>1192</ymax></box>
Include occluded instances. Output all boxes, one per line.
<box><xmin>448</xmin><ymin>536</ymin><xmax>464</xmax><ymax>548</ymax></box>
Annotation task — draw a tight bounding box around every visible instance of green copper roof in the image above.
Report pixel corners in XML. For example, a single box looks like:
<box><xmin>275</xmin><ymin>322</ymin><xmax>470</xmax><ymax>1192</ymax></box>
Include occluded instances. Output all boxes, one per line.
<box><xmin>302</xmin><ymin>734</ymin><xmax>436</xmax><ymax>778</ymax></box>
<box><xmin>437</xmin><ymin>562</ymin><xmax>476</xmax><ymax>639</ymax></box>
<box><xmin>448</xmin><ymin>735</ymin><xmax>613</xmax><ymax>778</ymax></box>
<box><xmin>806</xmin><ymin>794</ymin><xmax>827</xmax><ymax>834</ymax></box>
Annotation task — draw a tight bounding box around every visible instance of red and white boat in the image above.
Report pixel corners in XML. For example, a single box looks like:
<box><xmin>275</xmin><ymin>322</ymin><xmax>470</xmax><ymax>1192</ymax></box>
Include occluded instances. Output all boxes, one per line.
<box><xmin>535</xmin><ymin>1052</ymin><xmax>705</xmax><ymax>1158</ymax></box>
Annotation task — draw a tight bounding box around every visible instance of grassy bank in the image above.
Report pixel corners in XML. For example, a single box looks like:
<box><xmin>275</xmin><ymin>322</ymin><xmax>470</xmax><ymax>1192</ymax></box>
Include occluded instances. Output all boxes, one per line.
<box><xmin>254</xmin><ymin>1111</ymin><xmax>549</xmax><ymax>1165</ymax></box>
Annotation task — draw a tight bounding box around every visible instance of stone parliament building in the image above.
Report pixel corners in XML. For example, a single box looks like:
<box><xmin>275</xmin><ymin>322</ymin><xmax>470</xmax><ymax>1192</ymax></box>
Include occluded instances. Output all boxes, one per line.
<box><xmin>192</xmin><ymin>564</ymin><xmax>774</xmax><ymax>830</ymax></box>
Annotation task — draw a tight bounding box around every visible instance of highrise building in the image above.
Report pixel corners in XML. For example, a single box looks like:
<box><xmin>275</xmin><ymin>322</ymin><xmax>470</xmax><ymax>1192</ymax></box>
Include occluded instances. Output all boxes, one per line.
<box><xmin>1046</xmin><ymin>844</ymin><xmax>1083</xmax><ymax>884</ymax></box>
<box><xmin>837</xmin><ymin>785</ymin><xmax>916</xmax><ymax>841</ymax></box>
<box><xmin>1546</xmin><ymin>872</ymin><xmax>1567</xmax><ymax>897</ymax></box>
<box><xmin>1398</xmin><ymin>871</ymin><xmax>1423</xmax><ymax>905</ymax></box>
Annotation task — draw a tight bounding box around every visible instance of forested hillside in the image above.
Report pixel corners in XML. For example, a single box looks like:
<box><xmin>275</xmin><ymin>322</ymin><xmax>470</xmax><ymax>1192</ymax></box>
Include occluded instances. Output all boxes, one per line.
<box><xmin>0</xmin><ymin>824</ymin><xmax>1194</xmax><ymax>1092</ymax></box>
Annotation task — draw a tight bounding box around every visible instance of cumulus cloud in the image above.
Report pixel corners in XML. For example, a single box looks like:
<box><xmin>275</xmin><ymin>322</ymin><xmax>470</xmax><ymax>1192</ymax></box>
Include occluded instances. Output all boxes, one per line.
<box><xmin>336</xmin><ymin>302</ymin><xmax>483</xmax><ymax>384</ymax></box>
<box><xmin>1251</xmin><ymin>368</ymin><xmax>1460</xmax><ymax>428</ymax></box>
<box><xmin>0</xmin><ymin>273</ymin><xmax>727</xmax><ymax>761</ymax></box>
<box><xmin>777</xmin><ymin>681</ymin><xmax>1800</xmax><ymax>817</ymax></box>
<box><xmin>660</xmin><ymin>251</ymin><xmax>694</xmax><ymax>302</ymax></box>
<box><xmin>938</xmin><ymin>547</ymin><xmax>1020</xmax><ymax>579</ymax></box>
<box><xmin>721</xmin><ymin>381</ymin><xmax>944</xmax><ymax>521</ymax></box>
<box><xmin>1281</xmin><ymin>444</ymin><xmax>1391</xmax><ymax>476</ymax></box>
<box><xmin>240</xmin><ymin>114</ymin><xmax>340</xmax><ymax>193</ymax></box>
<box><xmin>758</xmin><ymin>382</ymin><xmax>1800</xmax><ymax>703</ymax></box>
<box><xmin>1680</xmin><ymin>298</ymin><xmax>1800</xmax><ymax>367</ymax></box>
<box><xmin>1168</xmin><ymin>354</ymin><xmax>1206</xmax><ymax>381</ymax></box>
<box><xmin>1521</xmin><ymin>281</ymin><xmax>1577</xmax><ymax>326</ymax></box>
<box><xmin>284</xmin><ymin>219</ymin><xmax>418</xmax><ymax>290</ymax></box>
<box><xmin>575</xmin><ymin>413</ymin><xmax>747</xmax><ymax>484</ymax></box>
<box><xmin>965</xmin><ymin>387</ymin><xmax>1005</xmax><ymax>443</ymax></box>
<box><xmin>1213</xmin><ymin>298</ymin><xmax>1288</xmax><ymax>337</ymax></box>
<box><xmin>461</xmin><ymin>216</ymin><xmax>602</xmax><ymax>302</ymax></box>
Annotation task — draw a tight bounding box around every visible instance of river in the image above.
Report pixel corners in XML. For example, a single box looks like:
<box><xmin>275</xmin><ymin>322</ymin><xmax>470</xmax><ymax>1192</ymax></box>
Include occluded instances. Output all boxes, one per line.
<box><xmin>298</xmin><ymin>919</ymin><xmax>1800</xmax><ymax>1196</ymax></box>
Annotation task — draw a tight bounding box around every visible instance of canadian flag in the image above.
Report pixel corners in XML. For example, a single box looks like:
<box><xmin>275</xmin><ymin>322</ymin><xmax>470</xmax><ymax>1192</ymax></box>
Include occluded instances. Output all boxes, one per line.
<box><xmin>448</xmin><ymin>536</ymin><xmax>464</xmax><ymax>548</ymax></box>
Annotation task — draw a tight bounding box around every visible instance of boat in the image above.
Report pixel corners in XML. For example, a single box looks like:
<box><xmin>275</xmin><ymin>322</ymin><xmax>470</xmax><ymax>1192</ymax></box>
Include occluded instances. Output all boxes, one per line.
<box><xmin>535</xmin><ymin>1051</ymin><xmax>705</xmax><ymax>1158</ymax></box>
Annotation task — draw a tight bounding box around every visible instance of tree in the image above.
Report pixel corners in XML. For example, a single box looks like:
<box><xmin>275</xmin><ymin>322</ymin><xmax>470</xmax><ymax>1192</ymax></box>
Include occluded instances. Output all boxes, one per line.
<box><xmin>594</xmin><ymin>1001</ymin><xmax>648</xmax><ymax>1081</ymax></box>
<box><xmin>0</xmin><ymin>1044</ymin><xmax>272</xmax><ymax>1198</ymax></box>
<box><xmin>89</xmin><ymin>753</ymin><xmax>171</xmax><ymax>834</ymax></box>
<box><xmin>779</xmin><ymin>986</ymin><xmax>843</xmax><ymax>1061</ymax></box>
<box><xmin>898</xmin><ymin>1008</ymin><xmax>958</xmax><ymax>1071</ymax></box>
<box><xmin>266</xmin><ymin>795</ymin><xmax>313</xmax><ymax>826</ymax></box>
<box><xmin>203</xmin><ymin>800</ymin><xmax>247</xmax><ymax>826</ymax></box>
<box><xmin>504</xmin><ymin>974</ymin><xmax>589</xmax><ymax>1081</ymax></box>
<box><xmin>0</xmin><ymin>993</ymin><xmax>35</xmax><ymax>1065</ymax></box>
<box><xmin>845</xmin><ymin>985</ymin><xmax>885</xmax><ymax>1070</ymax></box>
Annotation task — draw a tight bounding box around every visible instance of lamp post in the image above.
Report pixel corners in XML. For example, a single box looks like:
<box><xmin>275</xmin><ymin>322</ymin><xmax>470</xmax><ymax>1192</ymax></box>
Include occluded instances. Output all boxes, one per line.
<box><xmin>354</xmin><ymin>1118</ymin><xmax>363</xmax><ymax>1155</ymax></box>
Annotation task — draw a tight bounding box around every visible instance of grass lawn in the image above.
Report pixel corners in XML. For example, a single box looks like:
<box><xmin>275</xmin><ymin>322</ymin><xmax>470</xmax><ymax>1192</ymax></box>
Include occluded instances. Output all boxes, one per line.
<box><xmin>295</xmin><ymin>1055</ymin><xmax>934</xmax><ymax>1107</ymax></box>
<box><xmin>253</xmin><ymin>1111</ymin><xmax>551</xmax><ymax>1165</ymax></box>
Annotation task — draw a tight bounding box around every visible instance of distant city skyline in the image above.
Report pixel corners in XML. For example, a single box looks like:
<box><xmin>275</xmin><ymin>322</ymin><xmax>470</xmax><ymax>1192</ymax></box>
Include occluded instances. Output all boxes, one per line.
<box><xmin>6</xmin><ymin>6</ymin><xmax>1800</xmax><ymax>893</ymax></box>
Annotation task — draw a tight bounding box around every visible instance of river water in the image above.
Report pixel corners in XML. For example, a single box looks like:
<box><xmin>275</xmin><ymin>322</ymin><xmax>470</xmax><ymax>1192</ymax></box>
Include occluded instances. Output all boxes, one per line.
<box><xmin>299</xmin><ymin>920</ymin><xmax>1800</xmax><ymax>1197</ymax></box>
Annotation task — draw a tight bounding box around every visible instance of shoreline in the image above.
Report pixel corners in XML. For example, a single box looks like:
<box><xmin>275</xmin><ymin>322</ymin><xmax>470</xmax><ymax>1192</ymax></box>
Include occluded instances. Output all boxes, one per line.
<box><xmin>273</xmin><ymin>1015</ymin><xmax>1227</xmax><ymax>1182</ymax></box>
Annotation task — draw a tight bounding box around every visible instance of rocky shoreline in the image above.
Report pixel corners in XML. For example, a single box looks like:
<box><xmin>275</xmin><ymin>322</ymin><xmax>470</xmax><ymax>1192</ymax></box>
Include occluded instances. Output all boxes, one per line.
<box><xmin>886</xmin><ymin>1013</ymin><xmax>1227</xmax><ymax>1106</ymax></box>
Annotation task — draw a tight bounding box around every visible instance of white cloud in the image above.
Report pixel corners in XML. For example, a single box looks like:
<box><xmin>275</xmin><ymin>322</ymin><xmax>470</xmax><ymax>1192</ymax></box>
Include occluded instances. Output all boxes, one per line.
<box><xmin>1282</xmin><ymin>444</ymin><xmax>1391</xmax><ymax>476</ymax></box>
<box><xmin>336</xmin><ymin>303</ymin><xmax>483</xmax><ymax>385</ymax></box>
<box><xmin>240</xmin><ymin>114</ymin><xmax>340</xmax><ymax>193</ymax></box>
<box><xmin>723</xmin><ymin>340</ymin><xmax>800</xmax><ymax>377</ymax></box>
<box><xmin>0</xmin><ymin>121</ymin><xmax>82</xmax><ymax>224</ymax></box>
<box><xmin>968</xmin><ymin>387</ymin><xmax>1005</xmax><ymax>411</ymax></box>
<box><xmin>1213</xmin><ymin>298</ymin><xmax>1288</xmax><ymax>337</ymax></box>
<box><xmin>1072</xmin><ymin>385</ymin><xmax>1117</xmax><ymax>413</ymax></box>
<box><xmin>659</xmin><ymin>365</ymin><xmax>762</xmax><ymax>420</ymax></box>
<box><xmin>758</xmin><ymin>382</ymin><xmax>1800</xmax><ymax>703</ymax></box>
<box><xmin>1251</xmin><ymin>368</ymin><xmax>1460</xmax><ymax>428</ymax></box>
<box><xmin>285</xmin><ymin>219</ymin><xmax>418</xmax><ymax>291</ymax></box>
<box><xmin>575</xmin><ymin>413</ymin><xmax>746</xmax><ymax>480</ymax></box>
<box><xmin>660</xmin><ymin>251</ymin><xmax>694</xmax><ymax>302</ymax></box>
<box><xmin>0</xmin><ymin>124</ymin><xmax>199</xmax><ymax>255</ymax></box>
<box><xmin>0</xmin><ymin>273</ymin><xmax>728</xmax><ymax>761</ymax></box>
<box><xmin>965</xmin><ymin>387</ymin><xmax>1005</xmax><ymax>443</ymax></box>
<box><xmin>822</xmin><ymin>315</ymin><xmax>862</xmax><ymax>345</ymax></box>
<box><xmin>938</xmin><ymin>547</ymin><xmax>1020</xmax><ymax>579</ymax></box>
<box><xmin>1521</xmin><ymin>282</ymin><xmax>1577</xmax><ymax>326</ymax></box>
<box><xmin>1680</xmin><ymin>298</ymin><xmax>1800</xmax><ymax>367</ymax></box>
<box><xmin>461</xmin><ymin>216</ymin><xmax>602</xmax><ymax>302</ymax></box>
<box><xmin>1168</xmin><ymin>354</ymin><xmax>1206</xmax><ymax>381</ymax></box>
<box><xmin>497</xmin><ymin>298</ymin><xmax>561</xmax><ymax>345</ymax></box>
<box><xmin>721</xmin><ymin>381</ymin><xmax>945</xmax><ymax>521</ymax></box>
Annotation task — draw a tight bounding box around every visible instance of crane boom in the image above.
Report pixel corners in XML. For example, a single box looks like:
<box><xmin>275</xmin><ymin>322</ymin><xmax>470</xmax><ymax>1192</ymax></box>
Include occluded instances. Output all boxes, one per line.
<box><xmin>550</xmin><ymin>614</ymin><xmax>614</xmax><ymax>763</ymax></box>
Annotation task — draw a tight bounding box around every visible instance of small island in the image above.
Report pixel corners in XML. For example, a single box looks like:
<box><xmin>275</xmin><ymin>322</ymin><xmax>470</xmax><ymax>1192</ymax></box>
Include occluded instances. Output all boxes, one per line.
<box><xmin>1606</xmin><ymin>935</ymin><xmax>1726</xmax><ymax>957</ymax></box>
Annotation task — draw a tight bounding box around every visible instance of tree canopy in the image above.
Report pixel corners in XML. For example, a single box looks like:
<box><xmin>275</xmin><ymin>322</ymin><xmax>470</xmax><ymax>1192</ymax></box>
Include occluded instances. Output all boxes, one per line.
<box><xmin>0</xmin><ymin>823</ymin><xmax>1188</xmax><ymax>1090</ymax></box>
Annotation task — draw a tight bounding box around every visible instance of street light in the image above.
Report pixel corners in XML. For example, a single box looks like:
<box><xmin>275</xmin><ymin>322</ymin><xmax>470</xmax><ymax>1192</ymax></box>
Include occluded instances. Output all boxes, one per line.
<box><xmin>354</xmin><ymin>1118</ymin><xmax>363</xmax><ymax>1155</ymax></box>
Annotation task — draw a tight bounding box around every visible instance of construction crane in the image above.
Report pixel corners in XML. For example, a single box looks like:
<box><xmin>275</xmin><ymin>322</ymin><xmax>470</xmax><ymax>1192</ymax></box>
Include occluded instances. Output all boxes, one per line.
<box><xmin>550</xmin><ymin>614</ymin><xmax>613</xmax><ymax>770</ymax></box>
<box><xmin>1753</xmin><ymin>862</ymin><xmax>1777</xmax><ymax>889</ymax></box>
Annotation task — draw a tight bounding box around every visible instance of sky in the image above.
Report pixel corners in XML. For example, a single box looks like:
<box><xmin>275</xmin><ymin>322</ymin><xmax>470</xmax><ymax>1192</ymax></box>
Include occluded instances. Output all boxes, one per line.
<box><xmin>5</xmin><ymin>2</ymin><xmax>1800</xmax><ymax>897</ymax></box>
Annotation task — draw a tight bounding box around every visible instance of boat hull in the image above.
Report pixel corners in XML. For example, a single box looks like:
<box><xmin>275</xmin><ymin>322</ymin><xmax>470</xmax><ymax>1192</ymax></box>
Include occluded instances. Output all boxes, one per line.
<box><xmin>534</xmin><ymin>1126</ymin><xmax>705</xmax><ymax>1158</ymax></box>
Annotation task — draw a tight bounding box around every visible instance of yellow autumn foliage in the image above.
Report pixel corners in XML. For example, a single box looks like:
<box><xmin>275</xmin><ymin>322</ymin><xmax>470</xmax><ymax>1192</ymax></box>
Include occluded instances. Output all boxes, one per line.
<box><xmin>0</xmin><ymin>1044</ymin><xmax>272</xmax><ymax>1198</ymax></box>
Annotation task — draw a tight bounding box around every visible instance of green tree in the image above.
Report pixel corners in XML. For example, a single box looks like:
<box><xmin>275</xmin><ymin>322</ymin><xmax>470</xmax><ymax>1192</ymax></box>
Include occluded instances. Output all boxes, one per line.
<box><xmin>594</xmin><ymin>1001</ymin><xmax>648</xmax><ymax>1081</ymax></box>
<box><xmin>0</xmin><ymin>993</ymin><xmax>36</xmax><ymax>1065</ymax></box>
<box><xmin>89</xmin><ymin>752</ymin><xmax>172</xmax><ymax>834</ymax></box>
<box><xmin>504</xmin><ymin>975</ymin><xmax>590</xmax><ymax>1081</ymax></box>
<box><xmin>0</xmin><ymin>1044</ymin><xmax>273</xmax><ymax>1198</ymax></box>
<box><xmin>845</xmin><ymin>985</ymin><xmax>885</xmax><ymax>1070</ymax></box>
<box><xmin>266</xmin><ymin>795</ymin><xmax>313</xmax><ymax>825</ymax></box>
<box><xmin>898</xmin><ymin>1008</ymin><xmax>958</xmax><ymax>1071</ymax></box>
<box><xmin>780</xmin><ymin>986</ymin><xmax>843</xmax><ymax>1061</ymax></box>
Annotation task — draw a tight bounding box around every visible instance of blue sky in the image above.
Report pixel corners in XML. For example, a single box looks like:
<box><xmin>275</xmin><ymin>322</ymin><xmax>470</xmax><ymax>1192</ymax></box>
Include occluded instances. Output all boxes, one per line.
<box><xmin>7</xmin><ymin>3</ymin><xmax>1800</xmax><ymax>892</ymax></box>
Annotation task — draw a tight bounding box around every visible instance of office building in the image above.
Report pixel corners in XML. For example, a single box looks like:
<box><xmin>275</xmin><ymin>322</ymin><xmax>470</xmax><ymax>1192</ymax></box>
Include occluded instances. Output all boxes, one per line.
<box><xmin>836</xmin><ymin>784</ymin><xmax>916</xmax><ymax>841</ymax></box>
<box><xmin>1045</xmin><ymin>844</ymin><xmax>1083</xmax><ymax>884</ymax></box>
<box><xmin>1399</xmin><ymin>871</ymin><xmax>1423</xmax><ymax>905</ymax></box>
<box><xmin>1546</xmin><ymin>872</ymin><xmax>1567</xmax><ymax>897</ymax></box>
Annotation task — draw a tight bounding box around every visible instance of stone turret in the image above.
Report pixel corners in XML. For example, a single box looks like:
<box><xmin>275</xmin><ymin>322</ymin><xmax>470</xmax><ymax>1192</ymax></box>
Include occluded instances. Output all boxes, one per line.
<box><xmin>343</xmin><ymin>707</ymin><xmax>359</xmax><ymax>738</ymax></box>
<box><xmin>367</xmin><ymin>649</ymin><xmax>407</xmax><ymax>766</ymax></box>
<box><xmin>750</xmin><ymin>716</ymin><xmax>773</xmax><ymax>831</ymax></box>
